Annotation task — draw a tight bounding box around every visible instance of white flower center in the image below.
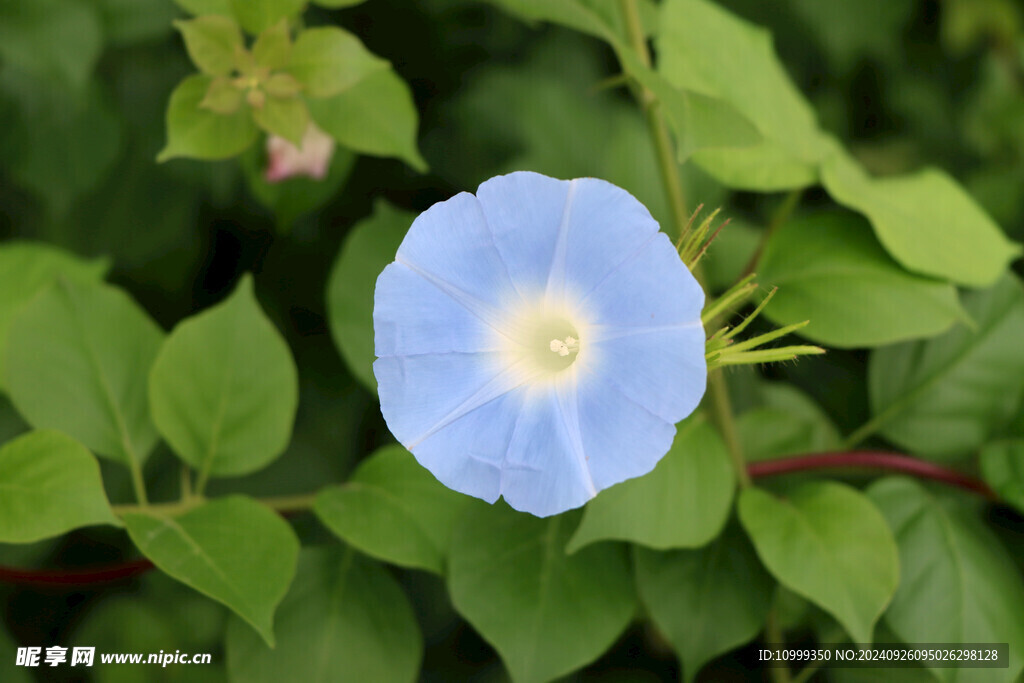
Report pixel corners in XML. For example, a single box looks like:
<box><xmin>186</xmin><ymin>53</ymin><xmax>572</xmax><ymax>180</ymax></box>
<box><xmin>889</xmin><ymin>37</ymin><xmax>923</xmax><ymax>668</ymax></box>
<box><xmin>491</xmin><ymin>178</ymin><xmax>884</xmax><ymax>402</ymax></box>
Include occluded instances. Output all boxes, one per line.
<box><xmin>499</xmin><ymin>303</ymin><xmax>587</xmax><ymax>379</ymax></box>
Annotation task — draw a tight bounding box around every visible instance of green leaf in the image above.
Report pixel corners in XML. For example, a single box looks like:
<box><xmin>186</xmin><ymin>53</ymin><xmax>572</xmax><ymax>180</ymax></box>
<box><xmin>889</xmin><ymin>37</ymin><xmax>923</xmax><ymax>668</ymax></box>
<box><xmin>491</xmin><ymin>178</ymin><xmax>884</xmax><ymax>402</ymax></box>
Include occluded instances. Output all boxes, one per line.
<box><xmin>635</xmin><ymin>525</ymin><xmax>774</xmax><ymax>682</ymax></box>
<box><xmin>738</xmin><ymin>482</ymin><xmax>899</xmax><ymax>644</ymax></box>
<box><xmin>175</xmin><ymin>0</ymin><xmax>231</xmax><ymax>15</ymax></box>
<box><xmin>308</xmin><ymin>67</ymin><xmax>427</xmax><ymax>171</ymax></box>
<box><xmin>703</xmin><ymin>218</ymin><xmax>761</xmax><ymax>292</ymax></box>
<box><xmin>758</xmin><ymin>212</ymin><xmax>965</xmax><ymax>348</ymax></box>
<box><xmin>483</xmin><ymin>0</ymin><xmax>658</xmax><ymax>44</ymax></box>
<box><xmin>616</xmin><ymin>50</ymin><xmax>761</xmax><ymax>162</ymax></box>
<box><xmin>868</xmin><ymin>274</ymin><xmax>1024</xmax><ymax>460</ymax></box>
<box><xmin>480</xmin><ymin>0</ymin><xmax>617</xmax><ymax>41</ymax></box>
<box><xmin>229</xmin><ymin>0</ymin><xmax>305</xmax><ymax>35</ymax></box>
<box><xmin>252</xmin><ymin>95</ymin><xmax>308</xmax><ymax>145</ymax></box>
<box><xmin>0</xmin><ymin>0</ymin><xmax>102</xmax><ymax>91</ymax></box>
<box><xmin>867</xmin><ymin>477</ymin><xmax>1024</xmax><ymax>682</ymax></box>
<box><xmin>658</xmin><ymin>0</ymin><xmax>827</xmax><ymax>190</ymax></box>
<box><xmin>239</xmin><ymin>139</ymin><xmax>356</xmax><ymax>231</ymax></box>
<box><xmin>448</xmin><ymin>505</ymin><xmax>635</xmax><ymax>683</ymax></box>
<box><xmin>288</xmin><ymin>26</ymin><xmax>387</xmax><ymax>99</ymax></box>
<box><xmin>737</xmin><ymin>382</ymin><xmax>841</xmax><ymax>462</ymax></box>
<box><xmin>262</xmin><ymin>72</ymin><xmax>303</xmax><ymax>98</ymax></box>
<box><xmin>5</xmin><ymin>279</ymin><xmax>164</xmax><ymax>467</ymax></box>
<box><xmin>326</xmin><ymin>200</ymin><xmax>413</xmax><ymax>391</ymax></box>
<box><xmin>149</xmin><ymin>275</ymin><xmax>298</xmax><ymax>479</ymax></box>
<box><xmin>480</xmin><ymin>0</ymin><xmax>758</xmax><ymax>164</ymax></box>
<box><xmin>566</xmin><ymin>418</ymin><xmax>733</xmax><ymax>552</ymax></box>
<box><xmin>980</xmin><ymin>440</ymin><xmax>1024</xmax><ymax>514</ymax></box>
<box><xmin>123</xmin><ymin>495</ymin><xmax>299</xmax><ymax>647</ymax></box>
<box><xmin>199</xmin><ymin>76</ymin><xmax>244</xmax><ymax>115</ymax></box>
<box><xmin>252</xmin><ymin>19</ymin><xmax>291</xmax><ymax>70</ymax></box>
<box><xmin>226</xmin><ymin>546</ymin><xmax>421</xmax><ymax>683</ymax></box>
<box><xmin>173</xmin><ymin>15</ymin><xmax>244</xmax><ymax>76</ymax></box>
<box><xmin>315</xmin><ymin>445</ymin><xmax>469</xmax><ymax>574</ymax></box>
<box><xmin>0</xmin><ymin>242</ymin><xmax>108</xmax><ymax>392</ymax></box>
<box><xmin>158</xmin><ymin>74</ymin><xmax>258</xmax><ymax>162</ymax></box>
<box><xmin>821</xmin><ymin>146</ymin><xmax>1021</xmax><ymax>287</ymax></box>
<box><xmin>0</xmin><ymin>430</ymin><xmax>119</xmax><ymax>543</ymax></box>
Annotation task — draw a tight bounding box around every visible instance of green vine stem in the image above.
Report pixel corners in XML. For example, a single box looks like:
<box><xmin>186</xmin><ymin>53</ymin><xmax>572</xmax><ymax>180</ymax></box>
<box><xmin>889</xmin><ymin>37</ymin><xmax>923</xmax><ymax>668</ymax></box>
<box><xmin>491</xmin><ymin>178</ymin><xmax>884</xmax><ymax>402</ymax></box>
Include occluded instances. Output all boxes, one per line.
<box><xmin>617</xmin><ymin>0</ymin><xmax>689</xmax><ymax>235</ymax></box>
<box><xmin>741</xmin><ymin>188</ymin><xmax>803</xmax><ymax>278</ymax></box>
<box><xmin>617</xmin><ymin>0</ymin><xmax>751</xmax><ymax>491</ymax></box>
<box><xmin>110</xmin><ymin>492</ymin><xmax>317</xmax><ymax>518</ymax></box>
<box><xmin>764</xmin><ymin>609</ymin><xmax>793</xmax><ymax>683</ymax></box>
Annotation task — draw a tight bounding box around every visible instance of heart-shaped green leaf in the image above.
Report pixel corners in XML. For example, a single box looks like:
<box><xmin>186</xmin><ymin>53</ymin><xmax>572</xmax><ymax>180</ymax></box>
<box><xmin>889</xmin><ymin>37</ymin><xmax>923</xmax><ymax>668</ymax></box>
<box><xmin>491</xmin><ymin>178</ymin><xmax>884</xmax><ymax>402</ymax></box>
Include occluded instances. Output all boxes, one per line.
<box><xmin>229</xmin><ymin>0</ymin><xmax>304</xmax><ymax>35</ymax></box>
<box><xmin>868</xmin><ymin>273</ymin><xmax>1024</xmax><ymax>459</ymax></box>
<box><xmin>635</xmin><ymin>524</ymin><xmax>774</xmax><ymax>682</ymax></box>
<box><xmin>822</xmin><ymin>147</ymin><xmax>1020</xmax><ymax>288</ymax></box>
<box><xmin>658</xmin><ymin>0</ymin><xmax>828</xmax><ymax>190</ymax></box>
<box><xmin>448</xmin><ymin>504</ymin><xmax>634</xmax><ymax>683</ymax></box>
<box><xmin>868</xmin><ymin>477</ymin><xmax>1024</xmax><ymax>682</ymax></box>
<box><xmin>173</xmin><ymin>15</ymin><xmax>243</xmax><ymax>76</ymax></box>
<box><xmin>758</xmin><ymin>212</ymin><xmax>965</xmax><ymax>347</ymax></box>
<box><xmin>123</xmin><ymin>495</ymin><xmax>299</xmax><ymax>647</ymax></box>
<box><xmin>308</xmin><ymin>68</ymin><xmax>427</xmax><ymax>172</ymax></box>
<box><xmin>0</xmin><ymin>242</ymin><xmax>108</xmax><ymax>391</ymax></box>
<box><xmin>315</xmin><ymin>445</ymin><xmax>469</xmax><ymax>574</ymax></box>
<box><xmin>149</xmin><ymin>275</ymin><xmax>298</xmax><ymax>480</ymax></box>
<box><xmin>326</xmin><ymin>200</ymin><xmax>413</xmax><ymax>391</ymax></box>
<box><xmin>5</xmin><ymin>279</ymin><xmax>164</xmax><ymax>468</ymax></box>
<box><xmin>226</xmin><ymin>546</ymin><xmax>422</xmax><ymax>683</ymax></box>
<box><xmin>158</xmin><ymin>74</ymin><xmax>258</xmax><ymax>162</ymax></box>
<box><xmin>0</xmin><ymin>430</ymin><xmax>119</xmax><ymax>543</ymax></box>
<box><xmin>738</xmin><ymin>482</ymin><xmax>899</xmax><ymax>644</ymax></box>
<box><xmin>567</xmin><ymin>417</ymin><xmax>733</xmax><ymax>552</ymax></box>
<box><xmin>980</xmin><ymin>440</ymin><xmax>1024</xmax><ymax>514</ymax></box>
<box><xmin>288</xmin><ymin>27</ymin><xmax>387</xmax><ymax>99</ymax></box>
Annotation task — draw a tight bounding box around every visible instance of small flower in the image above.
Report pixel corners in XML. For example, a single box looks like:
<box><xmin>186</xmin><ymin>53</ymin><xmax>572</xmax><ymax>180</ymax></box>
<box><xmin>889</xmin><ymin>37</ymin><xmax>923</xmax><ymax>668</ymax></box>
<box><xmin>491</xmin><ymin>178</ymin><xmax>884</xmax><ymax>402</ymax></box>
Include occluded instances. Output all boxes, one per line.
<box><xmin>373</xmin><ymin>172</ymin><xmax>707</xmax><ymax>517</ymax></box>
<box><xmin>264</xmin><ymin>122</ymin><xmax>335</xmax><ymax>183</ymax></box>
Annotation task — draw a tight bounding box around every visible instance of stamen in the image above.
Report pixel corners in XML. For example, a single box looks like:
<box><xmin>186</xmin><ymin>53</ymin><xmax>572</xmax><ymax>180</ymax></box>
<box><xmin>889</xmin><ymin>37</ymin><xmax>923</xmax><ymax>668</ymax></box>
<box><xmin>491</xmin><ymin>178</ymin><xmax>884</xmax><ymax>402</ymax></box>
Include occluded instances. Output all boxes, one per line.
<box><xmin>549</xmin><ymin>336</ymin><xmax>579</xmax><ymax>357</ymax></box>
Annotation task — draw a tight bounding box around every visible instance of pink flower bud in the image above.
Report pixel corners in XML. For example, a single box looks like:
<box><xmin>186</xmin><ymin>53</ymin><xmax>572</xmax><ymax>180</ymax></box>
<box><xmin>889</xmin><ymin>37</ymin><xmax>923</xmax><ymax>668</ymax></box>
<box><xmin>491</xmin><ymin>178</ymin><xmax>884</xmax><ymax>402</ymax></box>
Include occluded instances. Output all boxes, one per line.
<box><xmin>264</xmin><ymin>122</ymin><xmax>335</xmax><ymax>183</ymax></box>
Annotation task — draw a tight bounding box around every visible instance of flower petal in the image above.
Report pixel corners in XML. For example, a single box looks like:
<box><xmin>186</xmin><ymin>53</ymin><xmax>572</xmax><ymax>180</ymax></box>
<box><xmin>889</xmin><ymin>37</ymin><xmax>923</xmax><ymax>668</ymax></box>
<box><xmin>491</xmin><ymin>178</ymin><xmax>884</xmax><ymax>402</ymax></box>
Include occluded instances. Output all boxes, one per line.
<box><xmin>588</xmin><ymin>326</ymin><xmax>707</xmax><ymax>424</ymax></box>
<box><xmin>374</xmin><ymin>351</ymin><xmax>510</xmax><ymax>448</ymax></box>
<box><xmin>410</xmin><ymin>390</ymin><xmax>525</xmax><ymax>504</ymax></box>
<box><xmin>583</xmin><ymin>231</ymin><xmax>704</xmax><ymax>327</ymax></box>
<box><xmin>475</xmin><ymin>171</ymin><xmax>571</xmax><ymax>297</ymax></box>
<box><xmin>395</xmin><ymin>191</ymin><xmax>520</xmax><ymax>315</ymax></box>
<box><xmin>574</xmin><ymin>369</ymin><xmax>678</xmax><ymax>490</ymax></box>
<box><xmin>499</xmin><ymin>383</ymin><xmax>597</xmax><ymax>517</ymax></box>
<box><xmin>374</xmin><ymin>262</ymin><xmax>503</xmax><ymax>357</ymax></box>
<box><xmin>548</xmin><ymin>178</ymin><xmax>662</xmax><ymax>302</ymax></box>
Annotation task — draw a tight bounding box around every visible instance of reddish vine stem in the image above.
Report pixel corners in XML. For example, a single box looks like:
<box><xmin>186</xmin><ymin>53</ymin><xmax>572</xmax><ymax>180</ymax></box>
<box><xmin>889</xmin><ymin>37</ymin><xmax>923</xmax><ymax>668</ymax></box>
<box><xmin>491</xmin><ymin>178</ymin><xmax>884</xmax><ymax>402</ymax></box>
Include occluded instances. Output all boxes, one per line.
<box><xmin>0</xmin><ymin>558</ymin><xmax>153</xmax><ymax>587</ymax></box>
<box><xmin>0</xmin><ymin>452</ymin><xmax>997</xmax><ymax>587</ymax></box>
<box><xmin>746</xmin><ymin>451</ymin><xmax>997</xmax><ymax>499</ymax></box>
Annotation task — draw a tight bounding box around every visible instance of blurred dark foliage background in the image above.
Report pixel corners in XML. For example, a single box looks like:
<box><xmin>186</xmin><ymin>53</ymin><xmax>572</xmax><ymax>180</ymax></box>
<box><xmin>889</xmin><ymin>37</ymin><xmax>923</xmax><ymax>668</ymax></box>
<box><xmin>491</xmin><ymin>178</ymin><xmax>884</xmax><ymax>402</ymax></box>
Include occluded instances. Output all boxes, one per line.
<box><xmin>2</xmin><ymin>0</ymin><xmax>1023</xmax><ymax>680</ymax></box>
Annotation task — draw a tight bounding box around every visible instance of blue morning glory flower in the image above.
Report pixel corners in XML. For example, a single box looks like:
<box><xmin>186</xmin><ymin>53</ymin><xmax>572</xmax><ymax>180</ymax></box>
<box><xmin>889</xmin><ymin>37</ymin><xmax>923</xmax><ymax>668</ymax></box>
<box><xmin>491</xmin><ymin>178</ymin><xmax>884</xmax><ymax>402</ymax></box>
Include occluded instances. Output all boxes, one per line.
<box><xmin>373</xmin><ymin>171</ymin><xmax>707</xmax><ymax>517</ymax></box>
